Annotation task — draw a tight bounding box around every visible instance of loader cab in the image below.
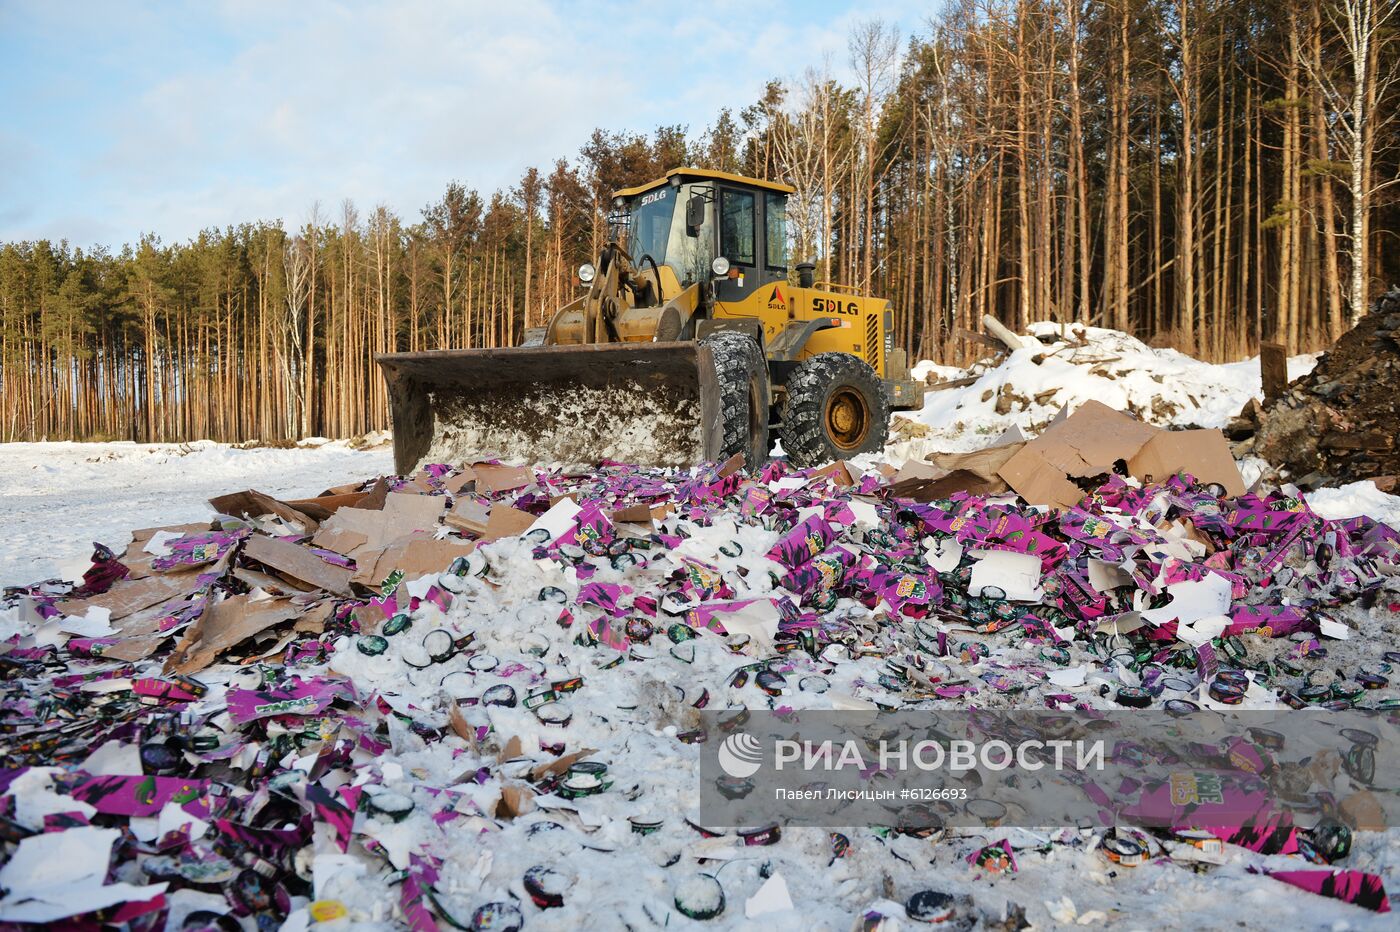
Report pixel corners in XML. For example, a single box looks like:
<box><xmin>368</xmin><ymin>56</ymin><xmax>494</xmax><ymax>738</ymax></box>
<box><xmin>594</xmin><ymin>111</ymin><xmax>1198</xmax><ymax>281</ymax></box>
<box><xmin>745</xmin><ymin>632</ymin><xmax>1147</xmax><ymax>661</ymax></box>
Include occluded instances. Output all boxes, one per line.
<box><xmin>614</xmin><ymin>168</ymin><xmax>794</xmax><ymax>305</ymax></box>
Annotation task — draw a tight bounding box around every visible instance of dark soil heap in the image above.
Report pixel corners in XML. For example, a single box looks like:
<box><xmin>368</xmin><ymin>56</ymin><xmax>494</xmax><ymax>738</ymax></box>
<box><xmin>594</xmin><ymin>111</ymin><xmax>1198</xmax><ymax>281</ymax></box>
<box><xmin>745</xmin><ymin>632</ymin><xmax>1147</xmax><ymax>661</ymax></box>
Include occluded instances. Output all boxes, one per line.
<box><xmin>1251</xmin><ymin>286</ymin><xmax>1400</xmax><ymax>487</ymax></box>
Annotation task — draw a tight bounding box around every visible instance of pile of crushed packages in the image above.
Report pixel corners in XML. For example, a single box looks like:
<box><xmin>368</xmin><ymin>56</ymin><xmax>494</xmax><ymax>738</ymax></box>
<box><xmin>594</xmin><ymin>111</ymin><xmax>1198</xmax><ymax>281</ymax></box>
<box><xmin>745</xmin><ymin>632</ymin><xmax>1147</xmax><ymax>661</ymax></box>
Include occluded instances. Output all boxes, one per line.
<box><xmin>3</xmin><ymin>409</ymin><xmax>1400</xmax><ymax>928</ymax></box>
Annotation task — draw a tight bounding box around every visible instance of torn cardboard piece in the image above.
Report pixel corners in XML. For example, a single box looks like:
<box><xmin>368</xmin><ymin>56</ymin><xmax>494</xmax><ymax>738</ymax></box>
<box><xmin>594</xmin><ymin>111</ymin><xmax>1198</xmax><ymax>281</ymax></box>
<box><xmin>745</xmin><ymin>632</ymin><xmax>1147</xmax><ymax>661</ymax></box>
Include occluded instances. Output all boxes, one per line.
<box><xmin>59</xmin><ymin>573</ymin><xmax>189</xmax><ymax>621</ymax></box>
<box><xmin>440</xmin><ymin>468</ymin><xmax>477</xmax><ymax>495</ymax></box>
<box><xmin>806</xmin><ymin>460</ymin><xmax>854</xmax><ymax>487</ymax></box>
<box><xmin>995</xmin><ymin>400</ymin><xmax>1244</xmax><ymax>509</ymax></box>
<box><xmin>165</xmin><ymin>594</ymin><xmax>301</xmax><ymax>675</ymax></box>
<box><xmin>311</xmin><ymin>491</ymin><xmax>447</xmax><ymax>560</ymax></box>
<box><xmin>351</xmin><ymin>536</ymin><xmax>474</xmax><ymax>588</ymax></box>
<box><xmin>313</xmin><ymin>527</ymin><xmax>370</xmax><ymax>558</ymax></box>
<box><xmin>472</xmin><ymin>464</ymin><xmax>533</xmax><ymax>494</ymax></box>
<box><xmin>208</xmin><ymin>489</ymin><xmax>320</xmax><ymax>533</ymax></box>
<box><xmin>888</xmin><ymin>434</ymin><xmax>1026</xmax><ymax>501</ymax></box>
<box><xmin>1128</xmin><ymin>429</ymin><xmax>1246</xmax><ymax>498</ymax></box>
<box><xmin>496</xmin><ymin>784</ymin><xmax>535</xmax><ymax>819</ymax></box>
<box><xmin>609</xmin><ymin>503</ymin><xmax>656</xmax><ymax>525</ymax></box>
<box><xmin>121</xmin><ymin>523</ymin><xmax>214</xmax><ymax>578</ymax></box>
<box><xmin>283</xmin><ymin>480</ymin><xmax>385</xmax><ymax>521</ymax></box>
<box><xmin>243</xmin><ymin>534</ymin><xmax>355</xmax><ymax>596</ymax></box>
<box><xmin>928</xmin><ymin>438</ymin><xmax>1024</xmax><ymax>482</ymax></box>
<box><xmin>483</xmin><ymin>504</ymin><xmax>537</xmax><ymax>541</ymax></box>
<box><xmin>444</xmin><ymin>499</ymin><xmax>491</xmax><ymax>535</ymax></box>
<box><xmin>907</xmin><ymin>470</ymin><xmax>1007</xmax><ymax>501</ymax></box>
<box><xmin>232</xmin><ymin>566</ymin><xmax>313</xmax><ymax>595</ymax></box>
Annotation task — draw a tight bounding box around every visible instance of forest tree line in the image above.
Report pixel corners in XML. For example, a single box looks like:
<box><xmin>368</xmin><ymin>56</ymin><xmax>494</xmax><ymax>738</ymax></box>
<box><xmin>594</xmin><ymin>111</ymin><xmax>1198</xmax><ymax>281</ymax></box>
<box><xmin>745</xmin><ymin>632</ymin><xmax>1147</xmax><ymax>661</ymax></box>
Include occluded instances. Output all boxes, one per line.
<box><xmin>3</xmin><ymin>0</ymin><xmax>1399</xmax><ymax>443</ymax></box>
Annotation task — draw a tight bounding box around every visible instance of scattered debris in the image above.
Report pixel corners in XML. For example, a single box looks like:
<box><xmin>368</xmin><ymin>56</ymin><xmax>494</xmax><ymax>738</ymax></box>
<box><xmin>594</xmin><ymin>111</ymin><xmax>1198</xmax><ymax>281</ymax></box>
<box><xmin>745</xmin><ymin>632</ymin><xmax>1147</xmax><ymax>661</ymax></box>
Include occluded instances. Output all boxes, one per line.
<box><xmin>2</xmin><ymin>396</ymin><xmax>1398</xmax><ymax>925</ymax></box>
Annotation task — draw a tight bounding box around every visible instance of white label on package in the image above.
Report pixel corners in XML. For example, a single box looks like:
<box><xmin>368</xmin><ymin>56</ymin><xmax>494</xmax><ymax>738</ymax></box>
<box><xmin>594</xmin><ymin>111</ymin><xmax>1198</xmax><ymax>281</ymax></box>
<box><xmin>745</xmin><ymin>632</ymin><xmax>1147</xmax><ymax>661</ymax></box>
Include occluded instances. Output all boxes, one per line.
<box><xmin>968</xmin><ymin>549</ymin><xmax>1044</xmax><ymax>602</ymax></box>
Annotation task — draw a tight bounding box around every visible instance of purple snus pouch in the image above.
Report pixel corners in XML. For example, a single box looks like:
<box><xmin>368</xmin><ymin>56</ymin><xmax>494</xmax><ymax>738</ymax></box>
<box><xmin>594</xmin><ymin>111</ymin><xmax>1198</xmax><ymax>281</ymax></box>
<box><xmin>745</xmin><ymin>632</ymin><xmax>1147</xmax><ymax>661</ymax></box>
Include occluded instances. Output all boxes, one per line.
<box><xmin>132</xmin><ymin>677</ymin><xmax>205</xmax><ymax>703</ymax></box>
<box><xmin>1119</xmin><ymin>773</ymin><xmax>1280</xmax><ymax>832</ymax></box>
<box><xmin>71</xmin><ymin>542</ymin><xmax>130</xmax><ymax>596</ymax></box>
<box><xmin>741</xmin><ymin>485</ymin><xmax>773</xmax><ymax>517</ymax></box>
<box><xmin>870</xmin><ymin>571</ymin><xmax>941</xmax><ymax>618</ymax></box>
<box><xmin>305</xmin><ymin>783</ymin><xmax>356</xmax><ymax>852</ymax></box>
<box><xmin>966</xmin><ymin>838</ymin><xmax>1017</xmax><ymax>873</ymax></box>
<box><xmin>679</xmin><ymin>558</ymin><xmax>729</xmax><ymax>602</ymax></box>
<box><xmin>1048</xmin><ymin>568</ymin><xmax>1107</xmax><ymax>622</ymax></box>
<box><xmin>63</xmin><ymin>773</ymin><xmax>214</xmax><ymax>820</ymax></box>
<box><xmin>1159</xmin><ymin>559</ymin><xmax>1248</xmax><ymax>601</ymax></box>
<box><xmin>227</xmin><ymin>676</ymin><xmax>357</xmax><ymax>724</ymax></box>
<box><xmin>823</xmin><ymin>500</ymin><xmax>856</xmax><ymax>529</ymax></box>
<box><xmin>1228</xmin><ymin>506</ymin><xmax>1307</xmax><ymax>536</ymax></box>
<box><xmin>1206</xmin><ymin>811</ymin><xmax>1302</xmax><ymax>856</ymax></box>
<box><xmin>781</xmin><ymin>546</ymin><xmax>860</xmax><ymax>596</ymax></box>
<box><xmin>576</xmin><ymin>503</ymin><xmax>616</xmax><ymax>545</ymax></box>
<box><xmin>686</xmin><ymin>599</ymin><xmax>772</xmax><ymax>635</ymax></box>
<box><xmin>577</xmin><ymin>581</ymin><xmax>628</xmax><ymax>617</ymax></box>
<box><xmin>151</xmin><ymin>530</ymin><xmax>247</xmax><ymax>571</ymax></box>
<box><xmin>586</xmin><ymin>616</ymin><xmax>630</xmax><ymax>651</ymax></box>
<box><xmin>767</xmin><ymin>514</ymin><xmax>838</xmax><ymax>569</ymax></box>
<box><xmin>1261</xmin><ymin>868</ymin><xmax>1391</xmax><ymax>913</ymax></box>
<box><xmin>1195</xmin><ymin>642</ymin><xmax>1220</xmax><ymax>681</ymax></box>
<box><xmin>1225</xmin><ymin>603</ymin><xmax>1310</xmax><ymax>638</ymax></box>
<box><xmin>401</xmin><ymin>855</ymin><xmax>444</xmax><ymax>931</ymax></box>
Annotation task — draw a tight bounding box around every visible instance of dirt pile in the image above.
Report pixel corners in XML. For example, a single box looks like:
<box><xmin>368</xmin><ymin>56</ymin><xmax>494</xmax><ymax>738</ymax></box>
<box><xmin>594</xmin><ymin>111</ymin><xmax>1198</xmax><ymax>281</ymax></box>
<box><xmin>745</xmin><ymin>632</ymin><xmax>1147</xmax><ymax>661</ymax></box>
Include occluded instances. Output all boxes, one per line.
<box><xmin>1250</xmin><ymin>287</ymin><xmax>1400</xmax><ymax>487</ymax></box>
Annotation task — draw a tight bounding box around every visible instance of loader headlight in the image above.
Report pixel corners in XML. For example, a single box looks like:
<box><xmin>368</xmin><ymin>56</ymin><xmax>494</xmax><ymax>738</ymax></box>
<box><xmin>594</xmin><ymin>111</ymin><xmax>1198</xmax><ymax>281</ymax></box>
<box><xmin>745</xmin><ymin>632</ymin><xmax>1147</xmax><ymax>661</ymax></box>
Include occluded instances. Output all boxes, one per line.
<box><xmin>711</xmin><ymin>256</ymin><xmax>730</xmax><ymax>278</ymax></box>
<box><xmin>578</xmin><ymin>263</ymin><xmax>596</xmax><ymax>284</ymax></box>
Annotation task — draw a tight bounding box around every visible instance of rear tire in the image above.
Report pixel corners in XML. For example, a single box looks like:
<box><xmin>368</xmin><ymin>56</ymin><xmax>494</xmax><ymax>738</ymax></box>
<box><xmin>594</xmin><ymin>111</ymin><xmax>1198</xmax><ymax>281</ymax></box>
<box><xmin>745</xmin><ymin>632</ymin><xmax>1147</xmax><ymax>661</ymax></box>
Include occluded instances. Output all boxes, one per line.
<box><xmin>703</xmin><ymin>332</ymin><xmax>771</xmax><ymax>468</ymax></box>
<box><xmin>778</xmin><ymin>353</ymin><xmax>889</xmax><ymax>466</ymax></box>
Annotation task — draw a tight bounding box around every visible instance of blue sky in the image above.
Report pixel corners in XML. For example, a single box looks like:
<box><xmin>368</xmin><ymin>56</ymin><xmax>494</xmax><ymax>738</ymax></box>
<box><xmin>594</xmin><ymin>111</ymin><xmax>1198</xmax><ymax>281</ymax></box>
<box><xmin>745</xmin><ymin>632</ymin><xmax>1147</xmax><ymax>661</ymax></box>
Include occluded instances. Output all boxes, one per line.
<box><xmin>0</xmin><ymin>0</ymin><xmax>931</xmax><ymax>249</ymax></box>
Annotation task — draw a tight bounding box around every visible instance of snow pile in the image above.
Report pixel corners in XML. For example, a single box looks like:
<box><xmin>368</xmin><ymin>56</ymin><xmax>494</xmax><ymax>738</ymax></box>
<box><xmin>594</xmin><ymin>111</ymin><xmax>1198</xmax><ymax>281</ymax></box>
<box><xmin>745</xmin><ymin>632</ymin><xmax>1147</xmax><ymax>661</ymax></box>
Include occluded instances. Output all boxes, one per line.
<box><xmin>901</xmin><ymin>323</ymin><xmax>1317</xmax><ymax>454</ymax></box>
<box><xmin>1307</xmin><ymin>481</ymin><xmax>1400</xmax><ymax>528</ymax></box>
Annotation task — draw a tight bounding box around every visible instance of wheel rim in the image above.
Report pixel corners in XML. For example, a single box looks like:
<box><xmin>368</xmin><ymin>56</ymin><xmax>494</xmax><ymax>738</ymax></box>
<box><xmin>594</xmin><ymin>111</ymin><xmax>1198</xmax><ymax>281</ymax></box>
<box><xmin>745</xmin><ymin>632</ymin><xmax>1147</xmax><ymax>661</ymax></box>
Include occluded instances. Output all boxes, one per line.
<box><xmin>825</xmin><ymin>387</ymin><xmax>871</xmax><ymax>450</ymax></box>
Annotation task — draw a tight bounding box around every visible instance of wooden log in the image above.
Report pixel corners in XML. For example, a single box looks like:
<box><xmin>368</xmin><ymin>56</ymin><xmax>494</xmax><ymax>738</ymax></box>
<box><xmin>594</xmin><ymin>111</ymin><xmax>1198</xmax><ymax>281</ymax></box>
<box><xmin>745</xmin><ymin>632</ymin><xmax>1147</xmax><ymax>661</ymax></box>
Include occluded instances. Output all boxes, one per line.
<box><xmin>956</xmin><ymin>328</ymin><xmax>1004</xmax><ymax>351</ymax></box>
<box><xmin>1320</xmin><ymin>430</ymin><xmax>1393</xmax><ymax>452</ymax></box>
<box><xmin>981</xmin><ymin>314</ymin><xmax>1032</xmax><ymax>351</ymax></box>
<box><xmin>926</xmin><ymin>375</ymin><xmax>980</xmax><ymax>392</ymax></box>
<box><xmin>1260</xmin><ymin>341</ymin><xmax>1289</xmax><ymax>404</ymax></box>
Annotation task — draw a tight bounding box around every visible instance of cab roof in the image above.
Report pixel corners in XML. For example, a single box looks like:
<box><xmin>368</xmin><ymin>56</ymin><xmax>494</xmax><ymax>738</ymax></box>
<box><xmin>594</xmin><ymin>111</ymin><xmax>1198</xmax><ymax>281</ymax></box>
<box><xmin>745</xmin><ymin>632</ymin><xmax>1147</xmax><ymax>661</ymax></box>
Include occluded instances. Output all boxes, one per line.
<box><xmin>612</xmin><ymin>167</ymin><xmax>796</xmax><ymax>200</ymax></box>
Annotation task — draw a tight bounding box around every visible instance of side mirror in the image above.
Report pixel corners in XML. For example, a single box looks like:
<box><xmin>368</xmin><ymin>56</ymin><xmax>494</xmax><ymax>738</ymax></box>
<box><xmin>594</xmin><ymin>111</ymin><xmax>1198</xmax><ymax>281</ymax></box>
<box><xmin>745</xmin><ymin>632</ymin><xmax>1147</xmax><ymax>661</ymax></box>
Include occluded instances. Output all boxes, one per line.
<box><xmin>685</xmin><ymin>195</ymin><xmax>705</xmax><ymax>236</ymax></box>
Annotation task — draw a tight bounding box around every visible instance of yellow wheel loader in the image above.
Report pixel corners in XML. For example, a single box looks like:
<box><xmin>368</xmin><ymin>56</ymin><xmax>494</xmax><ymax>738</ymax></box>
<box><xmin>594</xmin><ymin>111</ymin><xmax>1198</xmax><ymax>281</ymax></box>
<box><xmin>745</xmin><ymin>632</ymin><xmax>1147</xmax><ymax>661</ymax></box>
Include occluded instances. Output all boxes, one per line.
<box><xmin>377</xmin><ymin>167</ymin><xmax>924</xmax><ymax>472</ymax></box>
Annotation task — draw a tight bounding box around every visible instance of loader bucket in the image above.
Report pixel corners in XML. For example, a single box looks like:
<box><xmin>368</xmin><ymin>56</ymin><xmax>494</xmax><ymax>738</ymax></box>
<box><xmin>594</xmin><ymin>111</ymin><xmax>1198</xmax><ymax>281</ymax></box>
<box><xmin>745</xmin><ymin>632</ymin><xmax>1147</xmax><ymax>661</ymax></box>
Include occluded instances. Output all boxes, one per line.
<box><xmin>376</xmin><ymin>342</ymin><xmax>724</xmax><ymax>473</ymax></box>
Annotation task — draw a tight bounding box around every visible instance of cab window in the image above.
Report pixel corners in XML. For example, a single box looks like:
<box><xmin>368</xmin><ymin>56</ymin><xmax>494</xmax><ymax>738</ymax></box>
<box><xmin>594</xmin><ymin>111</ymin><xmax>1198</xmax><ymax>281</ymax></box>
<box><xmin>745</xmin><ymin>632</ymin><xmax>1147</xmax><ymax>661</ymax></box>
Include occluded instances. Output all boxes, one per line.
<box><xmin>765</xmin><ymin>192</ymin><xmax>788</xmax><ymax>270</ymax></box>
<box><xmin>719</xmin><ymin>189</ymin><xmax>755</xmax><ymax>266</ymax></box>
<box><xmin>629</xmin><ymin>189</ymin><xmax>675</xmax><ymax>267</ymax></box>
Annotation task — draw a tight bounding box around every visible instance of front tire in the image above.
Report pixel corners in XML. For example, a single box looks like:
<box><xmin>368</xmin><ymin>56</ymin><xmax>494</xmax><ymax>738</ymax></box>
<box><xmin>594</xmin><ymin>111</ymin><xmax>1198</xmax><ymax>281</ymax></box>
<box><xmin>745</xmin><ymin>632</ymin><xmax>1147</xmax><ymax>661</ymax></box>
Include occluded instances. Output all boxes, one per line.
<box><xmin>703</xmin><ymin>332</ymin><xmax>771</xmax><ymax>468</ymax></box>
<box><xmin>778</xmin><ymin>353</ymin><xmax>889</xmax><ymax>466</ymax></box>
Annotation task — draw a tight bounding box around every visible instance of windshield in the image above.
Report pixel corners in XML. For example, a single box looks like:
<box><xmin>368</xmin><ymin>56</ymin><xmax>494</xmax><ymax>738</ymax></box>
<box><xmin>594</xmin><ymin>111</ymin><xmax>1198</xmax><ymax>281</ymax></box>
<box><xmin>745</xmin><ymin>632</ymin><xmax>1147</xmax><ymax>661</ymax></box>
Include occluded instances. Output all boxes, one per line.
<box><xmin>629</xmin><ymin>188</ymin><xmax>676</xmax><ymax>266</ymax></box>
<box><xmin>626</xmin><ymin>182</ymin><xmax>716</xmax><ymax>287</ymax></box>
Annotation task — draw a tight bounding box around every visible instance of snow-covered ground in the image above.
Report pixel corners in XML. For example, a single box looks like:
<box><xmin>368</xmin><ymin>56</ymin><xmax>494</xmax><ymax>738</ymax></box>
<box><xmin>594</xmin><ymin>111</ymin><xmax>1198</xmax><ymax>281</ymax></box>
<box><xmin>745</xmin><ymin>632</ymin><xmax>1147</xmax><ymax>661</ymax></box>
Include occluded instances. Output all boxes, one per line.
<box><xmin>0</xmin><ymin>439</ymin><xmax>392</xmax><ymax>587</ymax></box>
